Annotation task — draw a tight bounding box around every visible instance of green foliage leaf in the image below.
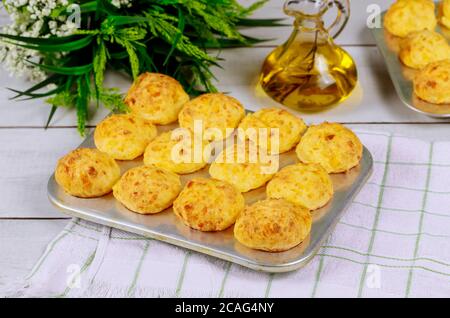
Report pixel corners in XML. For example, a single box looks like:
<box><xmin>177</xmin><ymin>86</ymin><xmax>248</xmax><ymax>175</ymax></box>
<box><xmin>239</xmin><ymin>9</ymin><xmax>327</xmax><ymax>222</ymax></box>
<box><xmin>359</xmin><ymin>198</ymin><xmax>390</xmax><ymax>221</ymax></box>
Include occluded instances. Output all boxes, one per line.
<box><xmin>237</xmin><ymin>18</ymin><xmax>287</xmax><ymax>27</ymax></box>
<box><xmin>0</xmin><ymin>33</ymin><xmax>81</xmax><ymax>45</ymax></box>
<box><xmin>45</xmin><ymin>105</ymin><xmax>58</xmax><ymax>129</ymax></box>
<box><xmin>8</xmin><ymin>74</ymin><xmax>61</xmax><ymax>100</ymax></box>
<box><xmin>146</xmin><ymin>11</ymin><xmax>215</xmax><ymax>63</ymax></box>
<box><xmin>28</xmin><ymin>61</ymin><xmax>93</xmax><ymax>75</ymax></box>
<box><xmin>98</xmin><ymin>88</ymin><xmax>129</xmax><ymax>113</ymax></box>
<box><xmin>3</xmin><ymin>0</ymin><xmax>280</xmax><ymax>135</ymax></box>
<box><xmin>237</xmin><ymin>0</ymin><xmax>270</xmax><ymax>17</ymax></box>
<box><xmin>195</xmin><ymin>36</ymin><xmax>268</xmax><ymax>49</ymax></box>
<box><xmin>114</xmin><ymin>37</ymin><xmax>140</xmax><ymax>79</ymax></box>
<box><xmin>1</xmin><ymin>35</ymin><xmax>94</xmax><ymax>53</ymax></box>
<box><xmin>96</xmin><ymin>0</ymin><xmax>119</xmax><ymax>16</ymax></box>
<box><xmin>46</xmin><ymin>91</ymin><xmax>77</xmax><ymax>108</ymax></box>
<box><xmin>93</xmin><ymin>40</ymin><xmax>108</xmax><ymax>92</ymax></box>
<box><xmin>80</xmin><ymin>1</ymin><xmax>98</xmax><ymax>13</ymax></box>
<box><xmin>109</xmin><ymin>50</ymin><xmax>129</xmax><ymax>59</ymax></box>
<box><xmin>163</xmin><ymin>8</ymin><xmax>185</xmax><ymax>66</ymax></box>
<box><xmin>76</xmin><ymin>75</ymin><xmax>90</xmax><ymax>135</ymax></box>
<box><xmin>185</xmin><ymin>1</ymin><xmax>243</xmax><ymax>40</ymax></box>
<box><xmin>8</xmin><ymin>86</ymin><xmax>62</xmax><ymax>100</ymax></box>
<box><xmin>107</xmin><ymin>16</ymin><xmax>153</xmax><ymax>26</ymax></box>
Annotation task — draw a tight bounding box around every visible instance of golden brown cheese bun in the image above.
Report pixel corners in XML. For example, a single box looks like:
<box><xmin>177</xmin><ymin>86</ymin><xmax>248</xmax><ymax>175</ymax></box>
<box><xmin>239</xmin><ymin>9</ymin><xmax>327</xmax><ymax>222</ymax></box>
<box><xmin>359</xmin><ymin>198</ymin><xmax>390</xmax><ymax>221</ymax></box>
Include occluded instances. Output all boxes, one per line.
<box><xmin>384</xmin><ymin>0</ymin><xmax>437</xmax><ymax>38</ymax></box>
<box><xmin>209</xmin><ymin>142</ymin><xmax>278</xmax><ymax>193</ymax></box>
<box><xmin>238</xmin><ymin>108</ymin><xmax>307</xmax><ymax>154</ymax></box>
<box><xmin>173</xmin><ymin>178</ymin><xmax>245</xmax><ymax>231</ymax></box>
<box><xmin>55</xmin><ymin>148</ymin><xmax>120</xmax><ymax>198</ymax></box>
<box><xmin>414</xmin><ymin>59</ymin><xmax>450</xmax><ymax>104</ymax></box>
<box><xmin>178</xmin><ymin>93</ymin><xmax>245</xmax><ymax>141</ymax></box>
<box><xmin>113</xmin><ymin>165</ymin><xmax>181</xmax><ymax>214</ymax></box>
<box><xmin>124</xmin><ymin>72</ymin><xmax>189</xmax><ymax>125</ymax></box>
<box><xmin>399</xmin><ymin>30</ymin><xmax>450</xmax><ymax>69</ymax></box>
<box><xmin>266</xmin><ymin>163</ymin><xmax>333</xmax><ymax>211</ymax></box>
<box><xmin>440</xmin><ymin>0</ymin><xmax>450</xmax><ymax>29</ymax></box>
<box><xmin>234</xmin><ymin>198</ymin><xmax>312</xmax><ymax>252</ymax></box>
<box><xmin>143</xmin><ymin>129</ymin><xmax>209</xmax><ymax>174</ymax></box>
<box><xmin>94</xmin><ymin>113</ymin><xmax>157</xmax><ymax>160</ymax></box>
<box><xmin>296</xmin><ymin>122</ymin><xmax>363</xmax><ymax>173</ymax></box>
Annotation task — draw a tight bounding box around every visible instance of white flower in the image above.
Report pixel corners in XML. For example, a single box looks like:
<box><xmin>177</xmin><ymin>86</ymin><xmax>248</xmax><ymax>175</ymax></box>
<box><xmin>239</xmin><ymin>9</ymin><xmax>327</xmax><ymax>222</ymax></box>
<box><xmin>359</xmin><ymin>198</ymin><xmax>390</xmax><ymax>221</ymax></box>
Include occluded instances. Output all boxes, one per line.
<box><xmin>0</xmin><ymin>0</ymin><xmax>78</xmax><ymax>81</ymax></box>
<box><xmin>111</xmin><ymin>0</ymin><xmax>132</xmax><ymax>9</ymax></box>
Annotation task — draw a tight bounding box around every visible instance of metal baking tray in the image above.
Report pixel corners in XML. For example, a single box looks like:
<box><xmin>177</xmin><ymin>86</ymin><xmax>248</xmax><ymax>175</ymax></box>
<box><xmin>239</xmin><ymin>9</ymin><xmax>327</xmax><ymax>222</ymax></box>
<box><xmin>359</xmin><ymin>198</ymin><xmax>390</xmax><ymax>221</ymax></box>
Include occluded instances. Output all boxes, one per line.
<box><xmin>371</xmin><ymin>8</ymin><xmax>450</xmax><ymax>118</ymax></box>
<box><xmin>48</xmin><ymin>120</ymin><xmax>373</xmax><ymax>273</ymax></box>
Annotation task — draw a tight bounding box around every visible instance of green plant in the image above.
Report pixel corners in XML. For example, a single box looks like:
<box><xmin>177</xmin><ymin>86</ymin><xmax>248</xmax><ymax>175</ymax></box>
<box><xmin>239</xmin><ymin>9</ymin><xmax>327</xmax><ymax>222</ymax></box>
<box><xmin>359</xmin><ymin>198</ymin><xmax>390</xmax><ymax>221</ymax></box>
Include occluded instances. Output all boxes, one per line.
<box><xmin>0</xmin><ymin>0</ymin><xmax>282</xmax><ymax>135</ymax></box>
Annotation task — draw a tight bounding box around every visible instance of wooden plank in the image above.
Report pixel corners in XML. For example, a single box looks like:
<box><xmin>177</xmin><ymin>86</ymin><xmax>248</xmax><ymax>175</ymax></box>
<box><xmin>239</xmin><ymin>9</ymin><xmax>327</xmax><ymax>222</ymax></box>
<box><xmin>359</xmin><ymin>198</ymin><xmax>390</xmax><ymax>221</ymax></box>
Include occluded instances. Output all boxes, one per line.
<box><xmin>346</xmin><ymin>123</ymin><xmax>450</xmax><ymax>140</ymax></box>
<box><xmin>0</xmin><ymin>220</ymin><xmax>67</xmax><ymax>288</ymax></box>
<box><xmin>0</xmin><ymin>128</ymin><xmax>89</xmax><ymax>218</ymax></box>
<box><xmin>0</xmin><ymin>7</ymin><xmax>8</xmax><ymax>22</ymax></box>
<box><xmin>0</xmin><ymin>46</ymin><xmax>449</xmax><ymax>127</ymax></box>
<box><xmin>0</xmin><ymin>123</ymin><xmax>449</xmax><ymax>219</ymax></box>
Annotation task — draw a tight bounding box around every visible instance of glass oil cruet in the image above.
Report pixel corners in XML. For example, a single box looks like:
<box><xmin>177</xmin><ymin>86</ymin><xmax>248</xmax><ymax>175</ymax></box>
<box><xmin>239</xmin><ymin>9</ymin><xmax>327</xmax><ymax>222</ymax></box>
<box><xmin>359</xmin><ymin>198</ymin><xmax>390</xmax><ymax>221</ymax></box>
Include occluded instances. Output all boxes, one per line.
<box><xmin>260</xmin><ymin>0</ymin><xmax>357</xmax><ymax>111</ymax></box>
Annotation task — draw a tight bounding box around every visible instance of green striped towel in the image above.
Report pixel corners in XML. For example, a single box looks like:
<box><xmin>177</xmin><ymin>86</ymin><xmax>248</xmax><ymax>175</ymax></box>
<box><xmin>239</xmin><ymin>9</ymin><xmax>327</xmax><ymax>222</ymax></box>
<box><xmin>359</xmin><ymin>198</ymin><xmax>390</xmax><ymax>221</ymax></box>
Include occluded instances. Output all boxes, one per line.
<box><xmin>5</xmin><ymin>131</ymin><xmax>450</xmax><ymax>297</ymax></box>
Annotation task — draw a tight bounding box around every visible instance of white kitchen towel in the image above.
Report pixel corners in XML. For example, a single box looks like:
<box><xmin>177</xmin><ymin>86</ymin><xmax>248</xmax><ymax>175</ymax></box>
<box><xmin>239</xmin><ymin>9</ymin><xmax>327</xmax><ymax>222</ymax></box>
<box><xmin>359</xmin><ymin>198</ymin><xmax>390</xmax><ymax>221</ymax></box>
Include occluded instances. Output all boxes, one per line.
<box><xmin>4</xmin><ymin>131</ymin><xmax>450</xmax><ymax>298</ymax></box>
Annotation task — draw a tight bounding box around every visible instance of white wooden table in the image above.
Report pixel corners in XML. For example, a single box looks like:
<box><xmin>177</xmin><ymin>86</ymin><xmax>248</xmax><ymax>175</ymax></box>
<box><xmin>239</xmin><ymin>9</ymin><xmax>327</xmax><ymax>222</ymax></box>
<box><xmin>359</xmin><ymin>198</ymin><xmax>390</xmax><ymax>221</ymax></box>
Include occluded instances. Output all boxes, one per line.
<box><xmin>1</xmin><ymin>0</ymin><xmax>449</xmax><ymax>289</ymax></box>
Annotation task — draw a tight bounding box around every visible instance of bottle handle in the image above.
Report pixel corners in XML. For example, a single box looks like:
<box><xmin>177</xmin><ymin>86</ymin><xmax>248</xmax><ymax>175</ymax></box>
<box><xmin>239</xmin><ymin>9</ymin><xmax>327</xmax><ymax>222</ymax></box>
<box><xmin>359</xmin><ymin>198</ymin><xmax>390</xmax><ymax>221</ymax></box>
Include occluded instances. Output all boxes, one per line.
<box><xmin>327</xmin><ymin>0</ymin><xmax>350</xmax><ymax>39</ymax></box>
<box><xmin>283</xmin><ymin>0</ymin><xmax>350</xmax><ymax>39</ymax></box>
<box><xmin>284</xmin><ymin>0</ymin><xmax>329</xmax><ymax>17</ymax></box>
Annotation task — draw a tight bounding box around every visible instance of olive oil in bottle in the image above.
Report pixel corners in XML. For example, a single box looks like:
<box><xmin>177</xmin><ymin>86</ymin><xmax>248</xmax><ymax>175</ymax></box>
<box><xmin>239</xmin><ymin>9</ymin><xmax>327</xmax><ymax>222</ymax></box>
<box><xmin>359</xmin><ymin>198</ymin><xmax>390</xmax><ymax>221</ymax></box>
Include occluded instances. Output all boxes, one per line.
<box><xmin>260</xmin><ymin>0</ymin><xmax>357</xmax><ymax>112</ymax></box>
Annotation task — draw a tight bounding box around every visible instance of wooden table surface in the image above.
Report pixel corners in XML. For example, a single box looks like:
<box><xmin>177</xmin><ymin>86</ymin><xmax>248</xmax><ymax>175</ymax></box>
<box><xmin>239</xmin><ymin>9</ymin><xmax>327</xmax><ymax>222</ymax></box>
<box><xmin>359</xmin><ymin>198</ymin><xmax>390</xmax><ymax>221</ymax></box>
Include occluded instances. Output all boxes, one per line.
<box><xmin>1</xmin><ymin>0</ymin><xmax>449</xmax><ymax>289</ymax></box>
